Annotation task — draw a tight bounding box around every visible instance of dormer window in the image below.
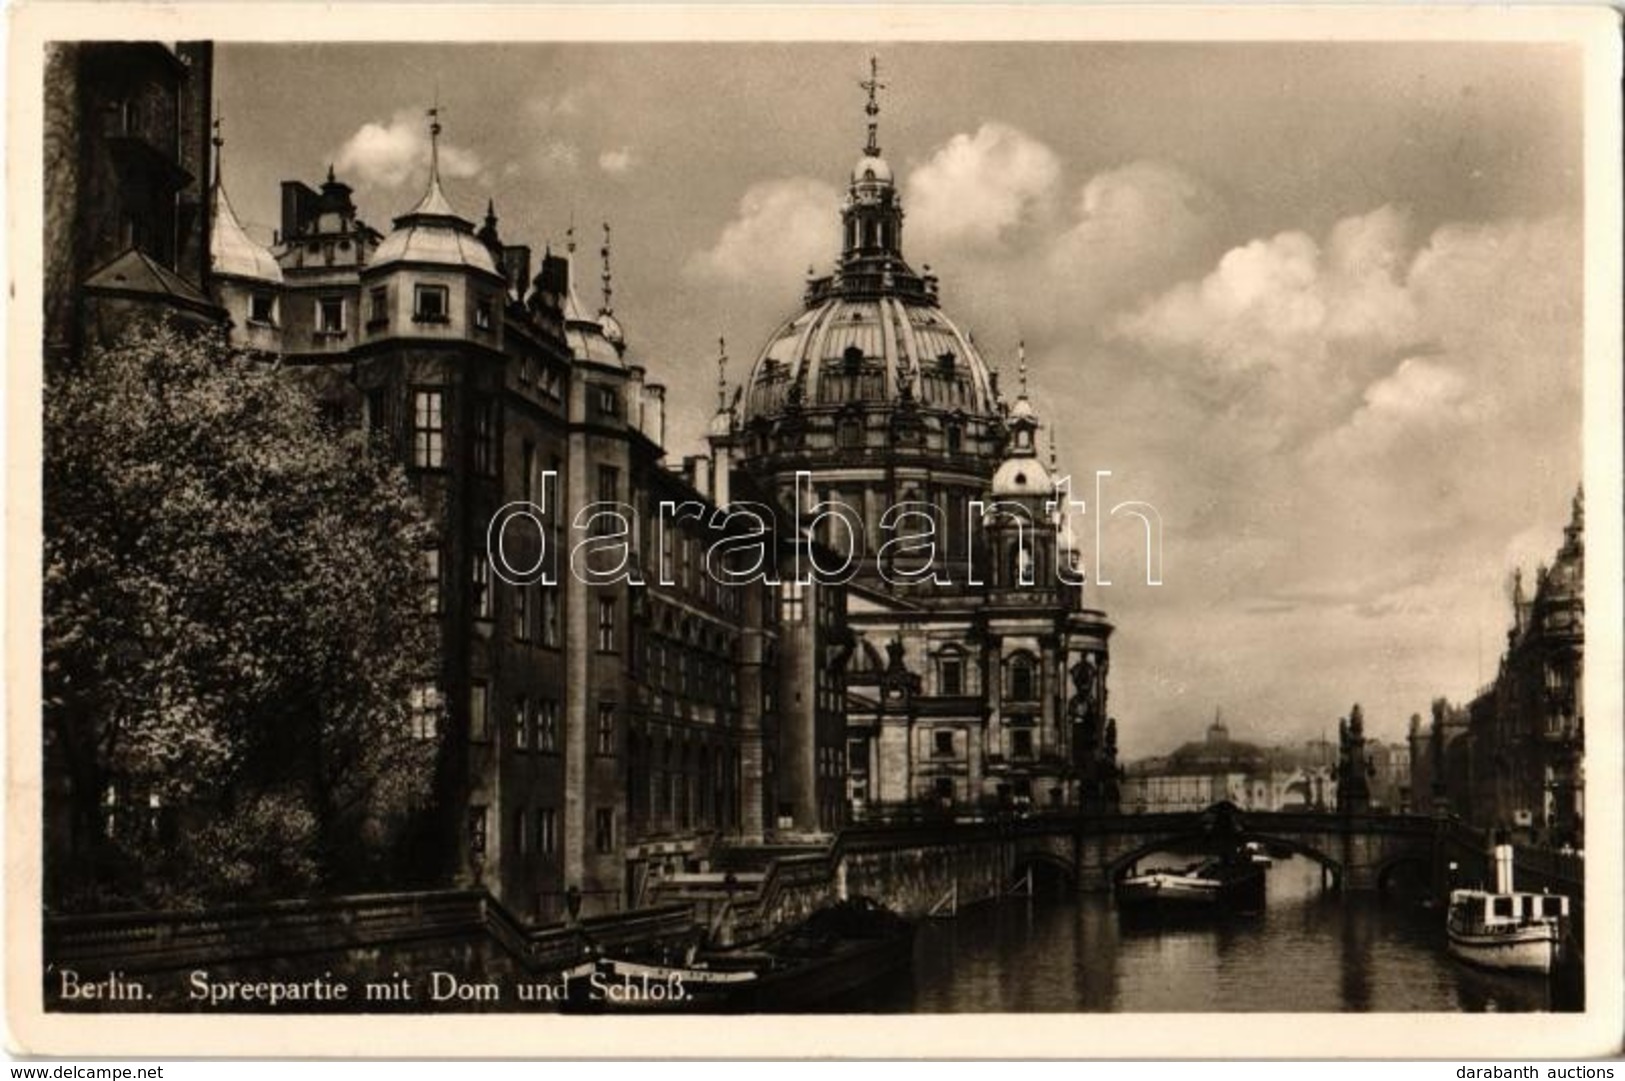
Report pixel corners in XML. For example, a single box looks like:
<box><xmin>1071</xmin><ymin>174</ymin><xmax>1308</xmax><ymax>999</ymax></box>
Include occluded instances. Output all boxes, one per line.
<box><xmin>249</xmin><ymin>292</ymin><xmax>276</xmax><ymax>326</ymax></box>
<box><xmin>843</xmin><ymin>345</ymin><xmax>864</xmax><ymax>375</ymax></box>
<box><xmin>414</xmin><ymin>284</ymin><xmax>450</xmax><ymax>324</ymax></box>
<box><xmin>316</xmin><ymin>296</ymin><xmax>345</xmax><ymax>336</ymax></box>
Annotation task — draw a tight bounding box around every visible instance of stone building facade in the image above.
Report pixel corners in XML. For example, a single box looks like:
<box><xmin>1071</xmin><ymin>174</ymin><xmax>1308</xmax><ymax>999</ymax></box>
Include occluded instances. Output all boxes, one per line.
<box><xmin>1416</xmin><ymin>490</ymin><xmax>1585</xmax><ymax>847</ymax></box>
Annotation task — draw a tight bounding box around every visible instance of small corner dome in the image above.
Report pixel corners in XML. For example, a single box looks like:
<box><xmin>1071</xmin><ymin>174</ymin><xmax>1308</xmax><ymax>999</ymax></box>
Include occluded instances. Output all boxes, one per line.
<box><xmin>369</xmin><ymin>177</ymin><xmax>500</xmax><ymax>277</ymax></box>
<box><xmin>853</xmin><ymin>153</ymin><xmax>894</xmax><ymax>185</ymax></box>
<box><xmin>992</xmin><ymin>456</ymin><xmax>1052</xmax><ymax>498</ymax></box>
<box><xmin>1008</xmin><ymin>396</ymin><xmax>1036</xmax><ymax>422</ymax></box>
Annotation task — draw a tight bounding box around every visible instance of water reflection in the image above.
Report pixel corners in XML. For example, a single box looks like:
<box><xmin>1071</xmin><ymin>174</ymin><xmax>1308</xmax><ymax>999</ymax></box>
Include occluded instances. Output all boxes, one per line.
<box><xmin>857</xmin><ymin>852</ymin><xmax>1568</xmax><ymax>1013</ymax></box>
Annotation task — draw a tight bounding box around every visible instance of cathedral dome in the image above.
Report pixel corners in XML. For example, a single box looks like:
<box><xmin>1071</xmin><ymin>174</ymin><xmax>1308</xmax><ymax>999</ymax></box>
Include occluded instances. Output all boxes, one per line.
<box><xmin>742</xmin><ymin>294</ymin><xmax>998</xmax><ymax>421</ymax></box>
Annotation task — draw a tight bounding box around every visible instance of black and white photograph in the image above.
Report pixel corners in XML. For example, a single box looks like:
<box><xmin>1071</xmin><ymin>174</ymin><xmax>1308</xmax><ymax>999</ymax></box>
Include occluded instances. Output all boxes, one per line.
<box><xmin>9</xmin><ymin>3</ymin><xmax>1622</xmax><ymax>1061</ymax></box>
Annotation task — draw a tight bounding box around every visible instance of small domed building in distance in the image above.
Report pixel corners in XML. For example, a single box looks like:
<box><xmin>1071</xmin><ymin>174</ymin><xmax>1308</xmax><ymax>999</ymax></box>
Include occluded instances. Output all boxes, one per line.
<box><xmin>713</xmin><ymin>60</ymin><xmax>1116</xmax><ymax>817</ymax></box>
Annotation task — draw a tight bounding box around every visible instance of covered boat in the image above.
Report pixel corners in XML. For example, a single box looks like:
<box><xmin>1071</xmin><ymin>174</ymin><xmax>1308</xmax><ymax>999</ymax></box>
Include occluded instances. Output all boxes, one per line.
<box><xmin>1446</xmin><ymin>844</ymin><xmax>1572</xmax><ymax>976</ymax></box>
<box><xmin>574</xmin><ymin>896</ymin><xmax>916</xmax><ymax>1012</ymax></box>
<box><xmin>1116</xmin><ymin>855</ymin><xmax>1266</xmax><ymax>914</ymax></box>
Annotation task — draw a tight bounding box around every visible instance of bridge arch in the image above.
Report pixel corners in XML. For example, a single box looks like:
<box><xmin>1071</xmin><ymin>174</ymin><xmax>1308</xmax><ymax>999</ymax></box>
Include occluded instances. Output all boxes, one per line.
<box><xmin>1374</xmin><ymin>849</ymin><xmax>1434</xmax><ymax>895</ymax></box>
<box><xmin>1104</xmin><ymin>831</ymin><xmax>1345</xmax><ymax>889</ymax></box>
<box><xmin>1012</xmin><ymin>851</ymin><xmax>1078</xmax><ymax>896</ymax></box>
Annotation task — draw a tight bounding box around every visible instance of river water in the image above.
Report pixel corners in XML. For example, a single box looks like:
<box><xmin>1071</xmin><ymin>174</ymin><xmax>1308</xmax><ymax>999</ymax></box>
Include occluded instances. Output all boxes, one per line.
<box><xmin>853</xmin><ymin>852</ymin><xmax>1577</xmax><ymax>1013</ymax></box>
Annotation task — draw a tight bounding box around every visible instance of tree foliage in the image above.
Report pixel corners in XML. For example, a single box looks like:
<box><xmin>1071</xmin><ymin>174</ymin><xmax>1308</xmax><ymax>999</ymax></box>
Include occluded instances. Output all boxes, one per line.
<box><xmin>44</xmin><ymin>319</ymin><xmax>440</xmax><ymax>910</ymax></box>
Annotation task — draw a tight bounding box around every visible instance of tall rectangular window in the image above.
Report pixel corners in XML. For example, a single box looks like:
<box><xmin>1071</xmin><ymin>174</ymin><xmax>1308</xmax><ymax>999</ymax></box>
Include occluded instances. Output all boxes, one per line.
<box><xmin>368</xmin><ymin>286</ymin><xmax>387</xmax><ymax>325</ymax></box>
<box><xmin>521</xmin><ymin>441</ymin><xmax>536</xmax><ymax>503</ymax></box>
<box><xmin>780</xmin><ymin>580</ymin><xmax>805</xmax><ymax>623</ymax></box>
<box><xmin>513</xmin><ymin>582</ymin><xmax>531</xmax><ymax>641</ymax></box>
<box><xmin>472</xmin><ymin>395</ymin><xmax>497</xmax><ymax>477</ymax></box>
<box><xmin>593</xmin><ymin>465</ymin><xmax>619</xmax><ymax>537</ymax></box>
<box><xmin>941</xmin><ymin>657</ymin><xmax>962</xmax><ymax>696</ymax></box>
<box><xmin>412</xmin><ymin>390</ymin><xmax>444</xmax><ymax>468</ymax></box>
<box><xmin>597</xmin><ymin>597</ymin><xmax>617</xmax><ymax>652</ymax></box>
<box><xmin>538</xmin><ymin>808</ymin><xmax>557</xmax><ymax>856</ymax></box>
<box><xmin>410</xmin><ymin>684</ymin><xmax>441</xmax><ymax>740</ymax></box>
<box><xmin>540</xmin><ymin>587</ymin><xmax>561</xmax><ymax>647</ymax></box>
<box><xmin>317</xmin><ymin>296</ymin><xmax>345</xmax><ymax>334</ymax></box>
<box><xmin>596</xmin><ymin>703</ymin><xmax>616</xmax><ymax>756</ymax></box>
<box><xmin>594</xmin><ymin>808</ymin><xmax>615</xmax><ymax>854</ymax></box>
<box><xmin>472</xmin><ymin>555</ymin><xmax>492</xmax><ymax>621</ymax></box>
<box><xmin>474</xmin><ymin>295</ymin><xmax>494</xmax><ymax>330</ymax></box>
<box><xmin>514</xmin><ymin>809</ymin><xmax>529</xmax><ymax>856</ymax></box>
<box><xmin>421</xmin><ymin>547</ymin><xmax>442</xmax><ymax>615</ymax></box>
<box><xmin>537</xmin><ymin>699</ymin><xmax>558</xmax><ymax>752</ymax></box>
<box><xmin>365</xmin><ymin>388</ymin><xmax>388</xmax><ymax>438</ymax></box>
<box><xmin>469</xmin><ymin>682</ymin><xmax>489</xmax><ymax>742</ymax></box>
<box><xmin>513</xmin><ymin>696</ymin><xmax>530</xmax><ymax>751</ymax></box>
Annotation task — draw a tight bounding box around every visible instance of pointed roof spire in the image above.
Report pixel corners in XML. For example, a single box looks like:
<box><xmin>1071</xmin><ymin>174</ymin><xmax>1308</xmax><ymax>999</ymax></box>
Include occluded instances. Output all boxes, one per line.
<box><xmin>485</xmin><ymin>198</ymin><xmax>497</xmax><ymax>227</ymax></box>
<box><xmin>717</xmin><ymin>335</ymin><xmax>729</xmax><ymax>411</ymax></box>
<box><xmin>326</xmin><ymin>162</ymin><xmax>336</xmax><ymax>185</ymax></box>
<box><xmin>404</xmin><ymin>100</ymin><xmax>457</xmax><ymax>218</ymax></box>
<box><xmin>209</xmin><ymin>113</ymin><xmax>282</xmax><ymax>284</ymax></box>
<box><xmin>210</xmin><ymin>113</ymin><xmax>224</xmax><ymax>189</ymax></box>
<box><xmin>860</xmin><ymin>55</ymin><xmax>886</xmax><ymax>157</ymax></box>
<box><xmin>599</xmin><ymin>221</ymin><xmax>614</xmax><ymax>315</ymax></box>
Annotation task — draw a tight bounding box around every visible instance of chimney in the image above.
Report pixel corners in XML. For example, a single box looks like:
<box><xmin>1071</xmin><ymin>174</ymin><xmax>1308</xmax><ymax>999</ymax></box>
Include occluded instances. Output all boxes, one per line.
<box><xmin>503</xmin><ymin>244</ymin><xmax>531</xmax><ymax>301</ymax></box>
<box><xmin>1488</xmin><ymin>845</ymin><xmax>1514</xmax><ymax>890</ymax></box>
<box><xmin>646</xmin><ymin>383</ymin><xmax>667</xmax><ymax>448</ymax></box>
<box><xmin>627</xmin><ymin>365</ymin><xmax>647</xmax><ymax>435</ymax></box>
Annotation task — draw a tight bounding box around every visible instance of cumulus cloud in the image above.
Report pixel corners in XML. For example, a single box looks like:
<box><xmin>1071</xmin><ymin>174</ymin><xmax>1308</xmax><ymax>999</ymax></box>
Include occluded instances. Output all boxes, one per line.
<box><xmin>1044</xmin><ymin>160</ymin><xmax>1223</xmax><ymax>324</ymax></box>
<box><xmin>598</xmin><ymin>147</ymin><xmax>635</xmax><ymax>175</ymax></box>
<box><xmin>333</xmin><ymin>110</ymin><xmax>482</xmax><ymax>190</ymax></box>
<box><xmin>533</xmin><ymin>139</ymin><xmax>581</xmax><ymax>175</ymax></box>
<box><xmin>525</xmin><ymin>90</ymin><xmax>583</xmax><ymax>124</ymax></box>
<box><xmin>685</xmin><ymin>177</ymin><xmax>839</xmax><ymax>296</ymax></box>
<box><xmin>905</xmin><ymin>122</ymin><xmax>1060</xmax><ymax>252</ymax></box>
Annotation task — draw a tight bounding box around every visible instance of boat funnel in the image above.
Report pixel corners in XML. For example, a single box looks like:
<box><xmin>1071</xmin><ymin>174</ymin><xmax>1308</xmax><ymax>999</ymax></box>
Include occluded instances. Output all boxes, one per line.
<box><xmin>1493</xmin><ymin>843</ymin><xmax>1514</xmax><ymax>893</ymax></box>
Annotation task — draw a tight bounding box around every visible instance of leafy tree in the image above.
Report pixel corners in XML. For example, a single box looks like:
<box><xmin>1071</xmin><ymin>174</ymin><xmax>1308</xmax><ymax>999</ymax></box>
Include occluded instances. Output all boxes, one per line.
<box><xmin>44</xmin><ymin>319</ymin><xmax>441</xmax><ymax>910</ymax></box>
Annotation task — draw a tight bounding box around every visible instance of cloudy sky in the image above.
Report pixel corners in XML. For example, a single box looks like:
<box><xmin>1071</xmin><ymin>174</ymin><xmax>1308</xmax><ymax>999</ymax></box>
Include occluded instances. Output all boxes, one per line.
<box><xmin>216</xmin><ymin>42</ymin><xmax>1584</xmax><ymax>758</ymax></box>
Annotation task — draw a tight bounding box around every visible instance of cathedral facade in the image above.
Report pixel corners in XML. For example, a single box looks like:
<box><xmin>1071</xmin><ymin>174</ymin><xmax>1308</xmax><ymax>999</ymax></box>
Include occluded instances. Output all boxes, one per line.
<box><xmin>713</xmin><ymin>68</ymin><xmax>1118</xmax><ymax>817</ymax></box>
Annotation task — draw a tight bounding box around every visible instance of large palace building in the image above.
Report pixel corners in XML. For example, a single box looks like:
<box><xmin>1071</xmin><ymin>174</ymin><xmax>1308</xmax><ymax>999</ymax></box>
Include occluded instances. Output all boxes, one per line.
<box><xmin>714</xmin><ymin>66</ymin><xmax>1118</xmax><ymax>817</ymax></box>
<box><xmin>45</xmin><ymin>45</ymin><xmax>1119</xmax><ymax>919</ymax></box>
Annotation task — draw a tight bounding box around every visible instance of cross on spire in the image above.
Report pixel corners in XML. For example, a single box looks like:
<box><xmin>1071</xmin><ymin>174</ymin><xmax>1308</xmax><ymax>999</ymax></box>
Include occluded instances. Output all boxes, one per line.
<box><xmin>860</xmin><ymin>55</ymin><xmax>886</xmax><ymax>156</ymax></box>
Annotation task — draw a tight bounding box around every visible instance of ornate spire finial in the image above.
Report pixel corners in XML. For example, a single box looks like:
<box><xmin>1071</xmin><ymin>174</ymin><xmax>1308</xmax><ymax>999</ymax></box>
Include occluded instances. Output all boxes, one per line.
<box><xmin>1018</xmin><ymin>339</ymin><xmax>1029</xmax><ymax>398</ymax></box>
<box><xmin>566</xmin><ymin>212</ymin><xmax>576</xmax><ymax>254</ymax></box>
<box><xmin>859</xmin><ymin>55</ymin><xmax>886</xmax><ymax>157</ymax></box>
<box><xmin>599</xmin><ymin>221</ymin><xmax>613</xmax><ymax>315</ymax></box>
<box><xmin>1047</xmin><ymin>427</ymin><xmax>1057</xmax><ymax>472</ymax></box>
<box><xmin>426</xmin><ymin>96</ymin><xmax>442</xmax><ymax>183</ymax></box>
<box><xmin>210</xmin><ymin>114</ymin><xmax>223</xmax><ymax>188</ymax></box>
<box><xmin>717</xmin><ymin>336</ymin><xmax>729</xmax><ymax>412</ymax></box>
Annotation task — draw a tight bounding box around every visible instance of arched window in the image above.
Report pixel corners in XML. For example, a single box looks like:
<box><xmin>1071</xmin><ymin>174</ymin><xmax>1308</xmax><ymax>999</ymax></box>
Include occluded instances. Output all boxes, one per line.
<box><xmin>1008</xmin><ymin>653</ymin><xmax>1037</xmax><ymax>703</ymax></box>
<box><xmin>1008</xmin><ymin>541</ymin><xmax>1035</xmax><ymax>586</ymax></box>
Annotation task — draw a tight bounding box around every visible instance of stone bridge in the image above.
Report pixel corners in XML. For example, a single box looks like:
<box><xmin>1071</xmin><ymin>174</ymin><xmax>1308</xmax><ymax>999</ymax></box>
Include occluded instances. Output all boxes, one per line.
<box><xmin>1007</xmin><ymin>809</ymin><xmax>1450</xmax><ymax>892</ymax></box>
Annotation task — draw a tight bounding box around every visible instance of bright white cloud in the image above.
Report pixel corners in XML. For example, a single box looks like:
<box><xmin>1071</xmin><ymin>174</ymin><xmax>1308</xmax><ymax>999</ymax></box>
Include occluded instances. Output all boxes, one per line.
<box><xmin>598</xmin><ymin>147</ymin><xmax>635</xmax><ymax>175</ymax></box>
<box><xmin>905</xmin><ymin>122</ymin><xmax>1060</xmax><ymax>252</ymax></box>
<box><xmin>333</xmin><ymin>110</ymin><xmax>482</xmax><ymax>190</ymax></box>
<box><xmin>685</xmin><ymin>177</ymin><xmax>839</xmax><ymax>296</ymax></box>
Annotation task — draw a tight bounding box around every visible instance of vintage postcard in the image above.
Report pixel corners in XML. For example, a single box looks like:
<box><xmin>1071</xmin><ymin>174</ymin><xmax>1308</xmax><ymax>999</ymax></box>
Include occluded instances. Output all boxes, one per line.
<box><xmin>6</xmin><ymin>2</ymin><xmax>1622</xmax><ymax>1060</ymax></box>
